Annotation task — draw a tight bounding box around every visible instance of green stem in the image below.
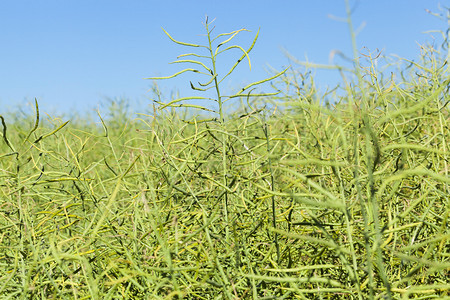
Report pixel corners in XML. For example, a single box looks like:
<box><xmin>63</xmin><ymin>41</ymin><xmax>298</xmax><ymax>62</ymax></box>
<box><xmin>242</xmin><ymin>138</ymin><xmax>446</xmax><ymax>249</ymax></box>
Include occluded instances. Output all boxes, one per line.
<box><xmin>263</xmin><ymin>123</ymin><xmax>280</xmax><ymax>263</ymax></box>
<box><xmin>206</xmin><ymin>20</ymin><xmax>229</xmax><ymax>244</ymax></box>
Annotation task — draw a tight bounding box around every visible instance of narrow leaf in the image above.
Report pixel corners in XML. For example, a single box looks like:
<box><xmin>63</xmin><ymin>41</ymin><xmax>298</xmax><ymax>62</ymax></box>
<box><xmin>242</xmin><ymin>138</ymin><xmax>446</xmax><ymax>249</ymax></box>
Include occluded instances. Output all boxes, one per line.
<box><xmin>177</xmin><ymin>53</ymin><xmax>209</xmax><ymax>59</ymax></box>
<box><xmin>0</xmin><ymin>116</ymin><xmax>16</xmax><ymax>153</ymax></box>
<box><xmin>163</xmin><ymin>103</ymin><xmax>216</xmax><ymax>112</ymax></box>
<box><xmin>217</xmin><ymin>29</ymin><xmax>249</xmax><ymax>47</ymax></box>
<box><xmin>170</xmin><ymin>59</ymin><xmax>212</xmax><ymax>73</ymax></box>
<box><xmin>162</xmin><ymin>28</ymin><xmax>204</xmax><ymax>48</ymax></box>
<box><xmin>145</xmin><ymin>68</ymin><xmax>202</xmax><ymax>80</ymax></box>
<box><xmin>236</xmin><ymin>67</ymin><xmax>289</xmax><ymax>95</ymax></box>
<box><xmin>160</xmin><ymin>96</ymin><xmax>216</xmax><ymax>109</ymax></box>
<box><xmin>24</xmin><ymin>98</ymin><xmax>40</xmax><ymax>144</ymax></box>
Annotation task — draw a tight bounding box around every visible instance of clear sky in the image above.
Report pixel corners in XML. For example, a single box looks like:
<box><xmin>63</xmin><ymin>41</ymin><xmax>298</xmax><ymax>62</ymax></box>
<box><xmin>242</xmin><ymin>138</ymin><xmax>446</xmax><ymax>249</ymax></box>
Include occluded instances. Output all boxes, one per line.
<box><xmin>0</xmin><ymin>0</ymin><xmax>447</xmax><ymax>116</ymax></box>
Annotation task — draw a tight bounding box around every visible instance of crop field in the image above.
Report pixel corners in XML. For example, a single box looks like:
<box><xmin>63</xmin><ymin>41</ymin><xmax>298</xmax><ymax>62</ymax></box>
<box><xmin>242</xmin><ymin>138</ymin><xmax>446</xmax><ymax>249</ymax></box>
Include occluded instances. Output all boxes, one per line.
<box><xmin>0</xmin><ymin>7</ymin><xmax>449</xmax><ymax>300</ymax></box>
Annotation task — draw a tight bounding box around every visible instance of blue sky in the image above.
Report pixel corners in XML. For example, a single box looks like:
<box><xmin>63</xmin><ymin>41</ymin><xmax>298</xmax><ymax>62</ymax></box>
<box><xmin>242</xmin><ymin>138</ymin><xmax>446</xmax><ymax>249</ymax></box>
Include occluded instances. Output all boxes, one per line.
<box><xmin>0</xmin><ymin>0</ymin><xmax>447</xmax><ymax>116</ymax></box>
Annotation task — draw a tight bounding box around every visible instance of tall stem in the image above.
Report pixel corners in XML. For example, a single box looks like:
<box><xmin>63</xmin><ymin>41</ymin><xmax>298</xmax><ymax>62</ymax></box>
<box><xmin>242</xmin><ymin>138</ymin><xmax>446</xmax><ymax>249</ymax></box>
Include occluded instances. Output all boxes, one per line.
<box><xmin>206</xmin><ymin>21</ymin><xmax>229</xmax><ymax>243</ymax></box>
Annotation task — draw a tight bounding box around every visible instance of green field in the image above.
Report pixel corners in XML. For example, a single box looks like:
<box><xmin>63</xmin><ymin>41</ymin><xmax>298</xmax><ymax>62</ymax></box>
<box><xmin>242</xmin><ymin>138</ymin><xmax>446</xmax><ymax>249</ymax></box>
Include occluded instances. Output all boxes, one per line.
<box><xmin>1</xmin><ymin>10</ymin><xmax>449</xmax><ymax>300</ymax></box>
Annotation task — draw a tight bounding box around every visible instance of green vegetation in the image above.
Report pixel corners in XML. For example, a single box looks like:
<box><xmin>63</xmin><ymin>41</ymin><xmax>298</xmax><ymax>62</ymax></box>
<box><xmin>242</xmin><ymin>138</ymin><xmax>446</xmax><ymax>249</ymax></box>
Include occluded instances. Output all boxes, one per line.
<box><xmin>1</xmin><ymin>4</ymin><xmax>449</xmax><ymax>300</ymax></box>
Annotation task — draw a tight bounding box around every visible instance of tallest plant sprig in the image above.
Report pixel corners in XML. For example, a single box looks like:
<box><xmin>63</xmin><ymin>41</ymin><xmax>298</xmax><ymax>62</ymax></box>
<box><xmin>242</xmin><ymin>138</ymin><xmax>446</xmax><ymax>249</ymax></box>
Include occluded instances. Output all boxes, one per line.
<box><xmin>145</xmin><ymin>16</ymin><xmax>288</xmax><ymax>123</ymax></box>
